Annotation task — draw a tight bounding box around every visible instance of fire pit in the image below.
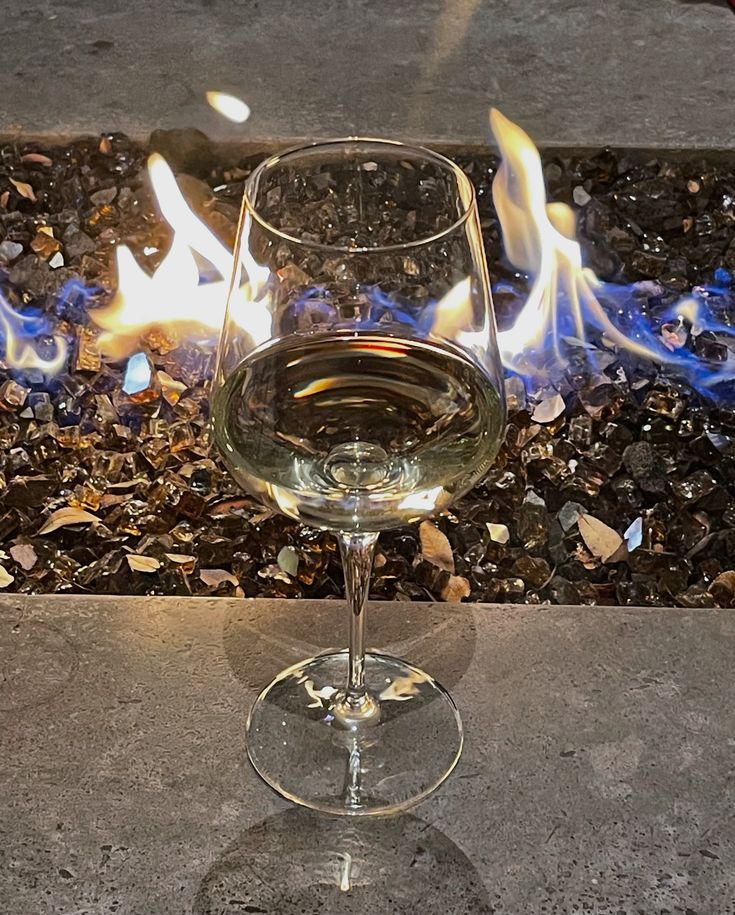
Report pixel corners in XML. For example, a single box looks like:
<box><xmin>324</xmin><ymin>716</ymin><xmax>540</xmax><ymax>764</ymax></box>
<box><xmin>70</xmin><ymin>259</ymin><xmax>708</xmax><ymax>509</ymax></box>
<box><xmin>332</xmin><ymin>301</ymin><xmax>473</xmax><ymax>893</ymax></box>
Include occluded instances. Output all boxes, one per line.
<box><xmin>1</xmin><ymin>124</ymin><xmax>734</xmax><ymax>608</ymax></box>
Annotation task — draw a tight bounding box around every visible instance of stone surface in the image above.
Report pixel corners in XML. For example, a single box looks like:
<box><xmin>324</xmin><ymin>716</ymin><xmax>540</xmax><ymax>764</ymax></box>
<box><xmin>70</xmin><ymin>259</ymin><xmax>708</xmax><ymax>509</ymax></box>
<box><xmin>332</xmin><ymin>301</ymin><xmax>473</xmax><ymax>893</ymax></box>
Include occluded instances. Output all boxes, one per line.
<box><xmin>2</xmin><ymin>0</ymin><xmax>734</xmax><ymax>148</ymax></box>
<box><xmin>1</xmin><ymin>595</ymin><xmax>733</xmax><ymax>912</ymax></box>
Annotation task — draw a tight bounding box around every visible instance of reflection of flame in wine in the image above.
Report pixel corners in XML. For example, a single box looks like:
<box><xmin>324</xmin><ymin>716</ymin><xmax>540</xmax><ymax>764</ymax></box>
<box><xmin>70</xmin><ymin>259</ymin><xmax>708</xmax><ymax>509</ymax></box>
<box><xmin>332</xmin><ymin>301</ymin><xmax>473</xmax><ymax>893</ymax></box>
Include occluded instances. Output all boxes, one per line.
<box><xmin>397</xmin><ymin>485</ymin><xmax>447</xmax><ymax>515</ymax></box>
<box><xmin>268</xmin><ymin>483</ymin><xmax>302</xmax><ymax>519</ymax></box>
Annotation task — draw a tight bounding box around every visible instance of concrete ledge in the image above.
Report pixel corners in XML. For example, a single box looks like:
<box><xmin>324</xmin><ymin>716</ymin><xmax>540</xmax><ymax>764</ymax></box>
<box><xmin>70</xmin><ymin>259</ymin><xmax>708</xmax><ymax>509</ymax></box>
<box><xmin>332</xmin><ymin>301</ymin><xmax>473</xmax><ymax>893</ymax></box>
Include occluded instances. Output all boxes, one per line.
<box><xmin>1</xmin><ymin>595</ymin><xmax>733</xmax><ymax>912</ymax></box>
<box><xmin>3</xmin><ymin>0</ymin><xmax>735</xmax><ymax>149</ymax></box>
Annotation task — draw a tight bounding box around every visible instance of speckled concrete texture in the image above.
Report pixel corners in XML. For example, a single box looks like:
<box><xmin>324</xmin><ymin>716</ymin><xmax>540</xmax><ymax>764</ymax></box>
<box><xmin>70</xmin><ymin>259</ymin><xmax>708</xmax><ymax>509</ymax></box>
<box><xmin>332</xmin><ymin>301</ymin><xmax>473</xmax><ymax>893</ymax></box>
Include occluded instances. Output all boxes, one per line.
<box><xmin>2</xmin><ymin>0</ymin><xmax>734</xmax><ymax>148</ymax></box>
<box><xmin>1</xmin><ymin>595</ymin><xmax>733</xmax><ymax>913</ymax></box>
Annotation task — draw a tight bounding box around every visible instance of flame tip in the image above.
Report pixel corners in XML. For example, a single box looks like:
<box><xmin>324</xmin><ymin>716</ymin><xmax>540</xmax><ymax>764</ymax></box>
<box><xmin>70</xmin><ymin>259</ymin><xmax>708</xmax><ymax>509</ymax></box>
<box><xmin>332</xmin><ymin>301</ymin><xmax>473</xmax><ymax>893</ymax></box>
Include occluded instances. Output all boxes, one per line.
<box><xmin>88</xmin><ymin>146</ymin><xmax>271</xmax><ymax>357</ymax></box>
<box><xmin>206</xmin><ymin>90</ymin><xmax>251</xmax><ymax>124</ymax></box>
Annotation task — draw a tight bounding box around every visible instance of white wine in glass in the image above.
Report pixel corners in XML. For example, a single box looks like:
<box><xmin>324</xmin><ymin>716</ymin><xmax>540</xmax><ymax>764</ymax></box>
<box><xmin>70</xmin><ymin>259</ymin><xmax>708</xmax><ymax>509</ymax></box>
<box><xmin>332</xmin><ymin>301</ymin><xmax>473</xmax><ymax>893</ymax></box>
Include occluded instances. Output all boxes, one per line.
<box><xmin>212</xmin><ymin>139</ymin><xmax>506</xmax><ymax>815</ymax></box>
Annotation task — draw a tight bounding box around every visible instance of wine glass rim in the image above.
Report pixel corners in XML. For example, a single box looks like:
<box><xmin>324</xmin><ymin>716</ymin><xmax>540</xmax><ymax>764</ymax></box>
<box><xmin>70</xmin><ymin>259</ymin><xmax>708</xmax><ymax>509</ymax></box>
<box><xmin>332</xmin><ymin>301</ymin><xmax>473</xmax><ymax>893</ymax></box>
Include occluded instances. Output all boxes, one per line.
<box><xmin>243</xmin><ymin>137</ymin><xmax>477</xmax><ymax>255</ymax></box>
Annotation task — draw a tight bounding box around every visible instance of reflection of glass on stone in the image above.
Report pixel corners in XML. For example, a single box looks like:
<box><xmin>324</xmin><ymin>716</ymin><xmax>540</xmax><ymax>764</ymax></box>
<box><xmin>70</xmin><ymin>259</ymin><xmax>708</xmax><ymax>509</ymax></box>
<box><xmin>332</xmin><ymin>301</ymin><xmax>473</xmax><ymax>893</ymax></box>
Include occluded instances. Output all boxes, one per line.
<box><xmin>193</xmin><ymin>809</ymin><xmax>492</xmax><ymax>915</ymax></box>
<box><xmin>211</xmin><ymin>138</ymin><xmax>506</xmax><ymax>815</ymax></box>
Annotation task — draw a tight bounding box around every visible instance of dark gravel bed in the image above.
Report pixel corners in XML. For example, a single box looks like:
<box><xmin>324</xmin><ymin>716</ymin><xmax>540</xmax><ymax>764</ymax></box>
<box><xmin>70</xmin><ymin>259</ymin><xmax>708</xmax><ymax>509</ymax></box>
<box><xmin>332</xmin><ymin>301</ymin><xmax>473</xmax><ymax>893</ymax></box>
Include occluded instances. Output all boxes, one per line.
<box><xmin>0</xmin><ymin>130</ymin><xmax>734</xmax><ymax>606</ymax></box>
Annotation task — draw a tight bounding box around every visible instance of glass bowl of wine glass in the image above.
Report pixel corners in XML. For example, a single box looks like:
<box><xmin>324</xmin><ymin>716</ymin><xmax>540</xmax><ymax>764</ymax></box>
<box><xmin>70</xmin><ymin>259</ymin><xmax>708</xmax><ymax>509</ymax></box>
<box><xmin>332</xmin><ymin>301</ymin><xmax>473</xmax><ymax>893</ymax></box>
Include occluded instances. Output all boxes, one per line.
<box><xmin>211</xmin><ymin>138</ymin><xmax>506</xmax><ymax>815</ymax></box>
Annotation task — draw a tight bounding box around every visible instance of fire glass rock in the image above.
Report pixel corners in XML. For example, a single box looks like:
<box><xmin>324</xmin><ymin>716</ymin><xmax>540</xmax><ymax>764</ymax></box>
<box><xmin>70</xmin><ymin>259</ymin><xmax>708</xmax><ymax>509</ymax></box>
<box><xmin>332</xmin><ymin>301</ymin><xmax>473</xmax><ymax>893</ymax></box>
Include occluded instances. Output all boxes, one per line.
<box><xmin>586</xmin><ymin>442</ymin><xmax>622</xmax><ymax>477</ymax></box>
<box><xmin>515</xmin><ymin>503</ymin><xmax>549</xmax><ymax>550</ymax></box>
<box><xmin>1</xmin><ymin>137</ymin><xmax>735</xmax><ymax>604</ymax></box>
<box><xmin>482</xmin><ymin>577</ymin><xmax>525</xmax><ymax>603</ymax></box>
<box><xmin>644</xmin><ymin>388</ymin><xmax>686</xmax><ymax>420</ymax></box>
<box><xmin>30</xmin><ymin>228</ymin><xmax>62</xmax><ymax>261</ymax></box>
<box><xmin>74</xmin><ymin>327</ymin><xmax>102</xmax><ymax>373</ymax></box>
<box><xmin>548</xmin><ymin>576</ymin><xmax>580</xmax><ymax>605</ymax></box>
<box><xmin>62</xmin><ymin>224</ymin><xmax>96</xmax><ymax>258</ymax></box>
<box><xmin>578</xmin><ymin>383</ymin><xmax>625</xmax><ymax>421</ymax></box>
<box><xmin>510</xmin><ymin>555</ymin><xmax>551</xmax><ymax>588</ymax></box>
<box><xmin>0</xmin><ymin>379</ymin><xmax>30</xmax><ymax>411</ymax></box>
<box><xmin>693</xmin><ymin>331</ymin><xmax>729</xmax><ymax>363</ymax></box>
<box><xmin>0</xmin><ymin>240</ymin><xmax>24</xmax><ymax>264</ymax></box>
<box><xmin>568</xmin><ymin>414</ymin><xmax>593</xmax><ymax>448</ymax></box>
<box><xmin>504</xmin><ymin>375</ymin><xmax>527</xmax><ymax>413</ymax></box>
<box><xmin>558</xmin><ymin>501</ymin><xmax>585</xmax><ymax>532</ymax></box>
<box><xmin>671</xmin><ymin>470</ymin><xmax>719</xmax><ymax>507</ymax></box>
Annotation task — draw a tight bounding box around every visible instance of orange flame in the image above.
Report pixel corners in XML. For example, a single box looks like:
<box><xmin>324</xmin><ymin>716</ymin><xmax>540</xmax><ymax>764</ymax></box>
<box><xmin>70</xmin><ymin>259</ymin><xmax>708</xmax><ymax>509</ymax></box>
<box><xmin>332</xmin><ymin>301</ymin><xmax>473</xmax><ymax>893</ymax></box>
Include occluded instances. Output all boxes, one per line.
<box><xmin>489</xmin><ymin>108</ymin><xmax>672</xmax><ymax>371</ymax></box>
<box><xmin>92</xmin><ymin>154</ymin><xmax>270</xmax><ymax>357</ymax></box>
<box><xmin>206</xmin><ymin>91</ymin><xmax>251</xmax><ymax>124</ymax></box>
<box><xmin>78</xmin><ymin>111</ymin><xmax>708</xmax><ymax>385</ymax></box>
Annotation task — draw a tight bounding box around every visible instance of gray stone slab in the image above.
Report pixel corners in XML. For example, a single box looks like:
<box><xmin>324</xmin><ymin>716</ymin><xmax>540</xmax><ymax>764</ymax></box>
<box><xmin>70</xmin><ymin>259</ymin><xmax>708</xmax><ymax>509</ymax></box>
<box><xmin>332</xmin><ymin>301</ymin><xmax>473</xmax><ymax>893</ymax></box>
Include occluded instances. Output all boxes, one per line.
<box><xmin>3</xmin><ymin>0</ymin><xmax>734</xmax><ymax>149</ymax></box>
<box><xmin>1</xmin><ymin>595</ymin><xmax>734</xmax><ymax>913</ymax></box>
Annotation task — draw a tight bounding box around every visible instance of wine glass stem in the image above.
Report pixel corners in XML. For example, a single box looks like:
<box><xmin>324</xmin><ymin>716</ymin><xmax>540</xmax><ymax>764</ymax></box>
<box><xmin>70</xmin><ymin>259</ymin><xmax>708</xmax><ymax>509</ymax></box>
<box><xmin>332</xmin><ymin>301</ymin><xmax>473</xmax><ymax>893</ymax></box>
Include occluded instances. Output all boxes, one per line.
<box><xmin>338</xmin><ymin>531</ymin><xmax>378</xmax><ymax>697</ymax></box>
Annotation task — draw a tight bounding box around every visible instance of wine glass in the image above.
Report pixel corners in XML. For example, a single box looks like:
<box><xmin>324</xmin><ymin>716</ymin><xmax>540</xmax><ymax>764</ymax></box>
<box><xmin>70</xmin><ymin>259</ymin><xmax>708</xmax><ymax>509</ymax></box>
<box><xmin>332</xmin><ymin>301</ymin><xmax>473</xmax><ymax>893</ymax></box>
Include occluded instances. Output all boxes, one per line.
<box><xmin>211</xmin><ymin>139</ymin><xmax>506</xmax><ymax>816</ymax></box>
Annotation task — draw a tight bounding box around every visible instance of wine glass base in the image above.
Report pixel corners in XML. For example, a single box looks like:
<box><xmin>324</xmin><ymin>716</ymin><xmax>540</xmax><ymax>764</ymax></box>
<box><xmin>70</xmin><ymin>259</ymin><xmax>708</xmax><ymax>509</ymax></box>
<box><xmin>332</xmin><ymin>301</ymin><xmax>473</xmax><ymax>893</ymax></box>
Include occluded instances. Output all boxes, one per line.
<box><xmin>246</xmin><ymin>651</ymin><xmax>463</xmax><ymax>816</ymax></box>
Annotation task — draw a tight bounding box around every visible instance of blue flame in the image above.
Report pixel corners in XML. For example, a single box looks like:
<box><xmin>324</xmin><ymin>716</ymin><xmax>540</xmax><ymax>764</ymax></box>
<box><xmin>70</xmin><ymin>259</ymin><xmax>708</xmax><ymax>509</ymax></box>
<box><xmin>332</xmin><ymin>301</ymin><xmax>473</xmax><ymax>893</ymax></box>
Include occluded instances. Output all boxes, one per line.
<box><xmin>589</xmin><ymin>279</ymin><xmax>735</xmax><ymax>392</ymax></box>
<box><xmin>363</xmin><ymin>285</ymin><xmax>437</xmax><ymax>335</ymax></box>
<box><xmin>287</xmin><ymin>271</ymin><xmax>735</xmax><ymax>402</ymax></box>
<box><xmin>0</xmin><ymin>288</ymin><xmax>66</xmax><ymax>374</ymax></box>
<box><xmin>0</xmin><ymin>278</ymin><xmax>101</xmax><ymax>377</ymax></box>
<box><xmin>489</xmin><ymin>108</ymin><xmax>735</xmax><ymax>401</ymax></box>
<box><xmin>55</xmin><ymin>278</ymin><xmax>104</xmax><ymax>324</ymax></box>
<box><xmin>491</xmin><ymin>270</ymin><xmax>735</xmax><ymax>399</ymax></box>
